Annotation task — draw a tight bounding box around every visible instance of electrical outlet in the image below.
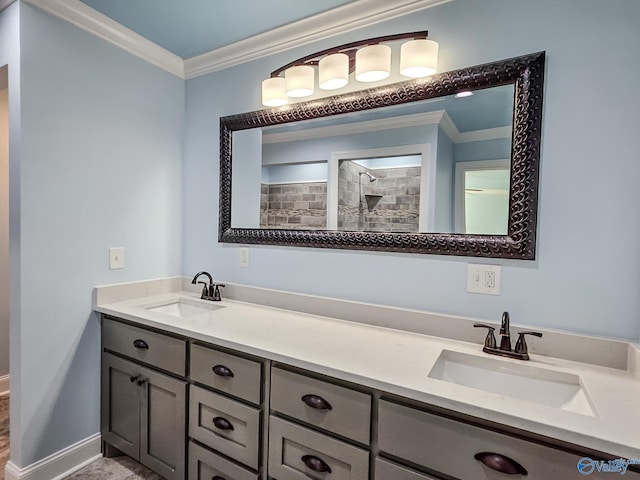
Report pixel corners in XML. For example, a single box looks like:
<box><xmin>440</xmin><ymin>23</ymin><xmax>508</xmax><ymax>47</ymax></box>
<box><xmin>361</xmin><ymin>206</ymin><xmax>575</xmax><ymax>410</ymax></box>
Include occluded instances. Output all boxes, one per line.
<box><xmin>109</xmin><ymin>247</ymin><xmax>125</xmax><ymax>270</ymax></box>
<box><xmin>239</xmin><ymin>247</ymin><xmax>250</xmax><ymax>268</ymax></box>
<box><xmin>467</xmin><ymin>264</ymin><xmax>501</xmax><ymax>295</ymax></box>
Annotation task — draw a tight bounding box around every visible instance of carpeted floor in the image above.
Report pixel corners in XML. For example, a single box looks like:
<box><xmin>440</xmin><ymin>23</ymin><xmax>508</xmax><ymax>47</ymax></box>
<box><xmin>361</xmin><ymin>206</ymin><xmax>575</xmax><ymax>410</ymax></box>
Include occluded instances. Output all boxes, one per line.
<box><xmin>0</xmin><ymin>394</ymin><xmax>8</xmax><ymax>480</ymax></box>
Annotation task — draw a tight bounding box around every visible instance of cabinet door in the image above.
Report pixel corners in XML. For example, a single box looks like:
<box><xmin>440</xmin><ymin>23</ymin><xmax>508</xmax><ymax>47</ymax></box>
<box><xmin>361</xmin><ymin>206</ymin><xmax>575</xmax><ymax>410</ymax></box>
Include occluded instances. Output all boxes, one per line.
<box><xmin>139</xmin><ymin>366</ymin><xmax>187</xmax><ymax>480</ymax></box>
<box><xmin>101</xmin><ymin>353</ymin><xmax>141</xmax><ymax>459</ymax></box>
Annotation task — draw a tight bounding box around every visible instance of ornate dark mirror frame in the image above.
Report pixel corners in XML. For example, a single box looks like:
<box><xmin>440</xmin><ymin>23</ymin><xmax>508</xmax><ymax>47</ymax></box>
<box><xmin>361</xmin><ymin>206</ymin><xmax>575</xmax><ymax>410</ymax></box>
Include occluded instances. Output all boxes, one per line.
<box><xmin>219</xmin><ymin>51</ymin><xmax>545</xmax><ymax>259</ymax></box>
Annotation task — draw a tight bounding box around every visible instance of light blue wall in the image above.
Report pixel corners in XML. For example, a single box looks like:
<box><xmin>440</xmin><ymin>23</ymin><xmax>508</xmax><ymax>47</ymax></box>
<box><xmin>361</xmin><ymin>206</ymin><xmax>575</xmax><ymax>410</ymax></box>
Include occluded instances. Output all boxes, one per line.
<box><xmin>183</xmin><ymin>0</ymin><xmax>640</xmax><ymax>341</ymax></box>
<box><xmin>454</xmin><ymin>138</ymin><xmax>511</xmax><ymax>163</ymax></box>
<box><xmin>0</xmin><ymin>0</ymin><xmax>22</xmax><ymax>464</ymax></box>
<box><xmin>13</xmin><ymin>3</ymin><xmax>184</xmax><ymax>467</ymax></box>
<box><xmin>434</xmin><ymin>128</ymin><xmax>454</xmax><ymax>232</ymax></box>
<box><xmin>262</xmin><ymin>125</ymin><xmax>435</xmax><ymax>166</ymax></box>
<box><xmin>264</xmin><ymin>163</ymin><xmax>328</xmax><ymax>184</ymax></box>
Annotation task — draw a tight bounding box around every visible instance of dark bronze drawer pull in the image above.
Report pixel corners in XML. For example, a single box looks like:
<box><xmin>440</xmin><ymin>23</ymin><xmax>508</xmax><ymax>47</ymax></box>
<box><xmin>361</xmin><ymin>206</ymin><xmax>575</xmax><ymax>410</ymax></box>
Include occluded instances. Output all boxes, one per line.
<box><xmin>474</xmin><ymin>452</ymin><xmax>528</xmax><ymax>475</ymax></box>
<box><xmin>301</xmin><ymin>394</ymin><xmax>333</xmax><ymax>411</ymax></box>
<box><xmin>212</xmin><ymin>416</ymin><xmax>234</xmax><ymax>431</ymax></box>
<box><xmin>212</xmin><ymin>364</ymin><xmax>234</xmax><ymax>378</ymax></box>
<box><xmin>136</xmin><ymin>378</ymin><xmax>146</xmax><ymax>387</ymax></box>
<box><xmin>133</xmin><ymin>339</ymin><xmax>149</xmax><ymax>350</ymax></box>
<box><xmin>212</xmin><ymin>477</ymin><xmax>225</xmax><ymax>480</ymax></box>
<box><xmin>302</xmin><ymin>455</ymin><xmax>332</xmax><ymax>473</ymax></box>
<box><xmin>129</xmin><ymin>375</ymin><xmax>139</xmax><ymax>383</ymax></box>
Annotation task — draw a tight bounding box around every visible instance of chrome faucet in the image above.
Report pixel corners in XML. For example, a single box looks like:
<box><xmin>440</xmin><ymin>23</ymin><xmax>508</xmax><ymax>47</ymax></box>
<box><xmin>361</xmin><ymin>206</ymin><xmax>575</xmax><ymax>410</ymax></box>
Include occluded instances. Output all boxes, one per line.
<box><xmin>191</xmin><ymin>271</ymin><xmax>225</xmax><ymax>301</ymax></box>
<box><xmin>474</xmin><ymin>311</ymin><xmax>542</xmax><ymax>361</ymax></box>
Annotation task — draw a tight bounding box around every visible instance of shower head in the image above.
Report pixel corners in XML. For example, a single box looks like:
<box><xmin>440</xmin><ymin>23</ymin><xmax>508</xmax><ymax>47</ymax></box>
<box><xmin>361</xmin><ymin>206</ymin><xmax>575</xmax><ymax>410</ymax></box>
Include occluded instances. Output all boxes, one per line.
<box><xmin>360</xmin><ymin>171</ymin><xmax>377</xmax><ymax>182</ymax></box>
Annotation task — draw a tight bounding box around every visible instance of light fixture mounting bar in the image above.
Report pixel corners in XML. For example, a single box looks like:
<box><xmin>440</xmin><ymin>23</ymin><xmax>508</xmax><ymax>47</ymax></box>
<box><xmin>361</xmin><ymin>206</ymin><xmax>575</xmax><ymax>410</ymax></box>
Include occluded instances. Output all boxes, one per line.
<box><xmin>270</xmin><ymin>31</ymin><xmax>428</xmax><ymax>78</ymax></box>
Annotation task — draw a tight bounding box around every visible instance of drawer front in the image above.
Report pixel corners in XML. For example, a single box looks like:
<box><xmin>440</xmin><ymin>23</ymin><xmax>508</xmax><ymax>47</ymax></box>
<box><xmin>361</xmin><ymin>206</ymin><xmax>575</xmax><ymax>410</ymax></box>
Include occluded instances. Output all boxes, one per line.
<box><xmin>375</xmin><ymin>458</ymin><xmax>437</xmax><ymax>480</ymax></box>
<box><xmin>270</xmin><ymin>367</ymin><xmax>371</xmax><ymax>444</ymax></box>
<box><xmin>191</xmin><ymin>344</ymin><xmax>262</xmax><ymax>405</ymax></box>
<box><xmin>379</xmin><ymin>400</ymin><xmax>635</xmax><ymax>480</ymax></box>
<box><xmin>189</xmin><ymin>441</ymin><xmax>259</xmax><ymax>480</ymax></box>
<box><xmin>189</xmin><ymin>385</ymin><xmax>261</xmax><ymax>469</ymax></box>
<box><xmin>102</xmin><ymin>318</ymin><xmax>186</xmax><ymax>376</ymax></box>
<box><xmin>268</xmin><ymin>416</ymin><xmax>369</xmax><ymax>480</ymax></box>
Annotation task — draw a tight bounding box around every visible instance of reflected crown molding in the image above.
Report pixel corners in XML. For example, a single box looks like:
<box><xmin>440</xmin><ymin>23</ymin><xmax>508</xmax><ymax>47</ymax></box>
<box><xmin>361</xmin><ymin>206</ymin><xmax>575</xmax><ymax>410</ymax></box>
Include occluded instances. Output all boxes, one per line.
<box><xmin>262</xmin><ymin>110</ymin><xmax>511</xmax><ymax>145</ymax></box>
<box><xmin>21</xmin><ymin>0</ymin><xmax>452</xmax><ymax>80</ymax></box>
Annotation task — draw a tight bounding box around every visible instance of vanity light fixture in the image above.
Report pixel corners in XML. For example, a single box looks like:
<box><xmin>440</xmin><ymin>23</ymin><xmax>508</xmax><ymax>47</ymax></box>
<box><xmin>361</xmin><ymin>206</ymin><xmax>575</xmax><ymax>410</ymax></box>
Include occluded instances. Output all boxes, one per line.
<box><xmin>455</xmin><ymin>91</ymin><xmax>474</xmax><ymax>98</ymax></box>
<box><xmin>261</xmin><ymin>31</ymin><xmax>438</xmax><ymax>106</ymax></box>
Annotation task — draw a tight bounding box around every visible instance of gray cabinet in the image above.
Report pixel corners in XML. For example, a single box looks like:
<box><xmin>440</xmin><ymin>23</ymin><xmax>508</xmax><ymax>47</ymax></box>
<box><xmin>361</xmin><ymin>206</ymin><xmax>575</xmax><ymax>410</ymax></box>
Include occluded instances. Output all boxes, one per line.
<box><xmin>377</xmin><ymin>399</ymin><xmax>640</xmax><ymax>480</ymax></box>
<box><xmin>101</xmin><ymin>319</ymin><xmax>187</xmax><ymax>480</ymax></box>
<box><xmin>102</xmin><ymin>314</ymin><xmax>635</xmax><ymax>480</ymax></box>
<box><xmin>270</xmin><ymin>367</ymin><xmax>371</xmax><ymax>444</ymax></box>
<box><xmin>268</xmin><ymin>416</ymin><xmax>369</xmax><ymax>480</ymax></box>
<box><xmin>189</xmin><ymin>440</ymin><xmax>259</xmax><ymax>480</ymax></box>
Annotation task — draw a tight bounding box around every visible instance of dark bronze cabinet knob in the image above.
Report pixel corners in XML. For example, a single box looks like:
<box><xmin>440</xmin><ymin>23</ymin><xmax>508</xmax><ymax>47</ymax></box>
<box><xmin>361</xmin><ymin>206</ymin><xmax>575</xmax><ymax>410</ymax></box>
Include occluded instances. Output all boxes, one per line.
<box><xmin>301</xmin><ymin>394</ymin><xmax>333</xmax><ymax>411</ymax></box>
<box><xmin>133</xmin><ymin>339</ymin><xmax>149</xmax><ymax>350</ymax></box>
<box><xmin>212</xmin><ymin>416</ymin><xmax>234</xmax><ymax>431</ymax></box>
<box><xmin>301</xmin><ymin>454</ymin><xmax>332</xmax><ymax>473</ymax></box>
<box><xmin>212</xmin><ymin>365</ymin><xmax>234</xmax><ymax>378</ymax></box>
<box><xmin>474</xmin><ymin>452</ymin><xmax>528</xmax><ymax>475</ymax></box>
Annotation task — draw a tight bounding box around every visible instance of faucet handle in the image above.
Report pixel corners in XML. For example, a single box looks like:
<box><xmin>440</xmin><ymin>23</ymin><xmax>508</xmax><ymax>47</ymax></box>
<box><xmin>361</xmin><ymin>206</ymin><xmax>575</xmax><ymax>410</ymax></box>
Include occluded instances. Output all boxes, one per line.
<box><xmin>514</xmin><ymin>331</ymin><xmax>543</xmax><ymax>355</ymax></box>
<box><xmin>474</xmin><ymin>323</ymin><xmax>497</xmax><ymax>349</ymax></box>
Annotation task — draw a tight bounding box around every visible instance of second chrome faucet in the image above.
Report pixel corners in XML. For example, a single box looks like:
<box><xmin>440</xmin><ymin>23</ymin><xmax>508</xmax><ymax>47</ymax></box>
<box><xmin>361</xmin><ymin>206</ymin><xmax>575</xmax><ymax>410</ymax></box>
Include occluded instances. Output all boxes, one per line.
<box><xmin>474</xmin><ymin>312</ymin><xmax>542</xmax><ymax>361</ymax></box>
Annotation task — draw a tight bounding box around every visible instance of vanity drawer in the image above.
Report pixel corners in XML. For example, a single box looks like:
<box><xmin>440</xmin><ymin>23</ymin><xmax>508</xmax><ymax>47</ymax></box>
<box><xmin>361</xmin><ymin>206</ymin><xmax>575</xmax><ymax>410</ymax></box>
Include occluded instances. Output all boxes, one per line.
<box><xmin>188</xmin><ymin>441</ymin><xmax>259</xmax><ymax>480</ymax></box>
<box><xmin>102</xmin><ymin>317</ymin><xmax>186</xmax><ymax>376</ymax></box>
<box><xmin>270</xmin><ymin>367</ymin><xmax>371</xmax><ymax>444</ymax></box>
<box><xmin>378</xmin><ymin>400</ymin><xmax>632</xmax><ymax>480</ymax></box>
<box><xmin>268</xmin><ymin>416</ymin><xmax>369</xmax><ymax>480</ymax></box>
<box><xmin>375</xmin><ymin>458</ymin><xmax>437</xmax><ymax>480</ymax></box>
<box><xmin>189</xmin><ymin>385</ymin><xmax>261</xmax><ymax>470</ymax></box>
<box><xmin>191</xmin><ymin>343</ymin><xmax>262</xmax><ymax>405</ymax></box>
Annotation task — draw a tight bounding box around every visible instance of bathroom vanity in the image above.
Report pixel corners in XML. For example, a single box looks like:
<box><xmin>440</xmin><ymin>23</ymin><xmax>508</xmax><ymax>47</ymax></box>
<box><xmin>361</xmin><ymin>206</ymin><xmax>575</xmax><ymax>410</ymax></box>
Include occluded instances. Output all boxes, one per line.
<box><xmin>95</xmin><ymin>280</ymin><xmax>640</xmax><ymax>480</ymax></box>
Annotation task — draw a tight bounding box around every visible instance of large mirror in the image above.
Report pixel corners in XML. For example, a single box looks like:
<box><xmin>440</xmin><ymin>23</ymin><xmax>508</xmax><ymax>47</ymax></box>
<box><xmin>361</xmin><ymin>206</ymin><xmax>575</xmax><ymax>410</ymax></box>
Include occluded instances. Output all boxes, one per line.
<box><xmin>220</xmin><ymin>52</ymin><xmax>544</xmax><ymax>259</ymax></box>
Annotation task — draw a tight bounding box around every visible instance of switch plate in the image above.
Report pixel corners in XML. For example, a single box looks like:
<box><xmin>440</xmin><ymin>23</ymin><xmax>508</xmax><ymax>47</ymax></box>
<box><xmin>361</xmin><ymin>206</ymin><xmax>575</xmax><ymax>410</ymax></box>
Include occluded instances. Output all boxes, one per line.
<box><xmin>109</xmin><ymin>247</ymin><xmax>125</xmax><ymax>270</ymax></box>
<box><xmin>239</xmin><ymin>247</ymin><xmax>250</xmax><ymax>268</ymax></box>
<box><xmin>467</xmin><ymin>264</ymin><xmax>501</xmax><ymax>295</ymax></box>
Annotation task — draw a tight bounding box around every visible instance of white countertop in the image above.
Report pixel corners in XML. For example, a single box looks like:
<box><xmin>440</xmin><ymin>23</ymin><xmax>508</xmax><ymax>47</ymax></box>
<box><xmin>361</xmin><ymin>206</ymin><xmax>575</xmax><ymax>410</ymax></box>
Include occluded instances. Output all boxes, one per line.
<box><xmin>95</xmin><ymin>290</ymin><xmax>640</xmax><ymax>460</ymax></box>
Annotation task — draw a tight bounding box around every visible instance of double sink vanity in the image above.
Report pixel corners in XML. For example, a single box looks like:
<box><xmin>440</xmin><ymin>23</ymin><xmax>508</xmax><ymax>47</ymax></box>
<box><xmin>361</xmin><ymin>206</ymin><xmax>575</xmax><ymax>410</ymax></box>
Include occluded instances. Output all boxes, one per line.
<box><xmin>94</xmin><ymin>277</ymin><xmax>640</xmax><ymax>480</ymax></box>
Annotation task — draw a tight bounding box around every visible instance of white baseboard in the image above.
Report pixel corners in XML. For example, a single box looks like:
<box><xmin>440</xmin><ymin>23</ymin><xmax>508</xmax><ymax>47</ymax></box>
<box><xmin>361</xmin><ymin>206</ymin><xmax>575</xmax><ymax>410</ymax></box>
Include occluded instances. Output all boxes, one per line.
<box><xmin>4</xmin><ymin>433</ymin><xmax>101</xmax><ymax>480</ymax></box>
<box><xmin>0</xmin><ymin>374</ymin><xmax>8</xmax><ymax>396</ymax></box>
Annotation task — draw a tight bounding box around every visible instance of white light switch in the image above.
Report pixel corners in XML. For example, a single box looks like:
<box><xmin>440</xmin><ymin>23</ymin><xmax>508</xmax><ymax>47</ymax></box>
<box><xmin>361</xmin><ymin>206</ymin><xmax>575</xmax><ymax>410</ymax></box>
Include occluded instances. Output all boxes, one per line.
<box><xmin>109</xmin><ymin>247</ymin><xmax>125</xmax><ymax>270</ymax></box>
<box><xmin>239</xmin><ymin>247</ymin><xmax>250</xmax><ymax>268</ymax></box>
<box><xmin>467</xmin><ymin>264</ymin><xmax>501</xmax><ymax>295</ymax></box>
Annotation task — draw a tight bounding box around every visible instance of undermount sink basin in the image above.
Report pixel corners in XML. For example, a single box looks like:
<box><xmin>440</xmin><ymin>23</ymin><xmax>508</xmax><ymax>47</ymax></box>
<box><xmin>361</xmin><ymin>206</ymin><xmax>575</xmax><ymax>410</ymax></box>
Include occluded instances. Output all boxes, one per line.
<box><xmin>142</xmin><ymin>298</ymin><xmax>224</xmax><ymax>318</ymax></box>
<box><xmin>428</xmin><ymin>350</ymin><xmax>596</xmax><ymax>416</ymax></box>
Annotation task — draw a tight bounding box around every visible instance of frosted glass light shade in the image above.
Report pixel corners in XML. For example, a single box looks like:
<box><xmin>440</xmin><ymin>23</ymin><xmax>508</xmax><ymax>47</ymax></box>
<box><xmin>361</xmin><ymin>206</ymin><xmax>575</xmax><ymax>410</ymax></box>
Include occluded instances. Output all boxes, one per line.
<box><xmin>285</xmin><ymin>65</ymin><xmax>314</xmax><ymax>98</ymax></box>
<box><xmin>319</xmin><ymin>53</ymin><xmax>349</xmax><ymax>90</ymax></box>
<box><xmin>355</xmin><ymin>44</ymin><xmax>391</xmax><ymax>82</ymax></box>
<box><xmin>400</xmin><ymin>39</ymin><xmax>439</xmax><ymax>77</ymax></box>
<box><xmin>262</xmin><ymin>77</ymin><xmax>288</xmax><ymax>107</ymax></box>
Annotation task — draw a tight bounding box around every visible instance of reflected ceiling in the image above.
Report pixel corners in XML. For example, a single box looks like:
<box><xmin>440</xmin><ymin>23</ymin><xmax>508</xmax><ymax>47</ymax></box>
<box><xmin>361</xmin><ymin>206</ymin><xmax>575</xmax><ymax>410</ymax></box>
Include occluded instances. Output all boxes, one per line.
<box><xmin>263</xmin><ymin>84</ymin><xmax>514</xmax><ymax>135</ymax></box>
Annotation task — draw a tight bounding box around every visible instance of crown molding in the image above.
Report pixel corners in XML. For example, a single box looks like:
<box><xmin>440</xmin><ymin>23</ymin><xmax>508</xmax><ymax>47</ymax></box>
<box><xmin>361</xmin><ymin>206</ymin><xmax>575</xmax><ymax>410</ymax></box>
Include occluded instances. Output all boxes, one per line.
<box><xmin>184</xmin><ymin>0</ymin><xmax>453</xmax><ymax>79</ymax></box>
<box><xmin>22</xmin><ymin>0</ymin><xmax>184</xmax><ymax>78</ymax></box>
<box><xmin>19</xmin><ymin>0</ymin><xmax>451</xmax><ymax>81</ymax></box>
<box><xmin>0</xmin><ymin>0</ymin><xmax>17</xmax><ymax>13</ymax></box>
<box><xmin>457</xmin><ymin>126</ymin><xmax>512</xmax><ymax>143</ymax></box>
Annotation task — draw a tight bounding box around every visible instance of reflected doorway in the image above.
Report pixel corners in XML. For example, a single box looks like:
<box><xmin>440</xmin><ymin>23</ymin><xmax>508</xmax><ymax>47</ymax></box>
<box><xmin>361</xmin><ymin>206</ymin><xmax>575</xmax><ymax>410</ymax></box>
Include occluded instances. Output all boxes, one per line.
<box><xmin>455</xmin><ymin>159</ymin><xmax>510</xmax><ymax>234</ymax></box>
